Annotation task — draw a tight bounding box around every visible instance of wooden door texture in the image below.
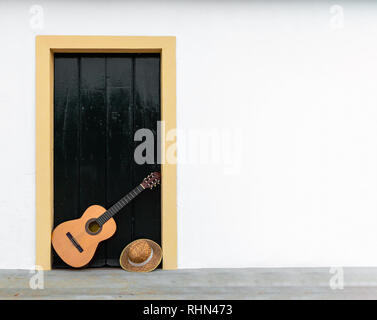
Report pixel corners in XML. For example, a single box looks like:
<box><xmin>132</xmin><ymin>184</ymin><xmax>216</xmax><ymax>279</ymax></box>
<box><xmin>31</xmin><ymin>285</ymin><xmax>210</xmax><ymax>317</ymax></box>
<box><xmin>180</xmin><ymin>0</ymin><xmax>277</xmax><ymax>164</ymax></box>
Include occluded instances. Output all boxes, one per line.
<box><xmin>53</xmin><ymin>53</ymin><xmax>161</xmax><ymax>267</ymax></box>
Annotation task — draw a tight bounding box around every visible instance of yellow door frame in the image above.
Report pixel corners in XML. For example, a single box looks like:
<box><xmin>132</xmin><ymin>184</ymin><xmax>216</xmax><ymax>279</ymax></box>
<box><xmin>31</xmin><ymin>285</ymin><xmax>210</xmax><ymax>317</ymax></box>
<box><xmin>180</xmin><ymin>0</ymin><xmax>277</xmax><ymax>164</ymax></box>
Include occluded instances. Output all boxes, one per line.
<box><xmin>36</xmin><ymin>36</ymin><xmax>177</xmax><ymax>270</ymax></box>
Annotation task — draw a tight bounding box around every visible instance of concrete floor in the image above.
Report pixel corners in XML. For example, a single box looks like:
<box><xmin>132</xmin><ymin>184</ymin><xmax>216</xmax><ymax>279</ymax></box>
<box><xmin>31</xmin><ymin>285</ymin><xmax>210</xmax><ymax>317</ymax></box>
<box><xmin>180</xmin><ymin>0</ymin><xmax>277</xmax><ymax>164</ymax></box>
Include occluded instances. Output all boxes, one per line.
<box><xmin>1</xmin><ymin>267</ymin><xmax>377</xmax><ymax>299</ymax></box>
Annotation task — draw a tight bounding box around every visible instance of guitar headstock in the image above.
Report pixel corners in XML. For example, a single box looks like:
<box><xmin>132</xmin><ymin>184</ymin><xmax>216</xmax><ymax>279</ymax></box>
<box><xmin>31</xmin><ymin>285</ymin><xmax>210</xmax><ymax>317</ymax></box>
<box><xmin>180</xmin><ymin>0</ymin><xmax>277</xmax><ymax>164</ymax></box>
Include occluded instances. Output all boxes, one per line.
<box><xmin>141</xmin><ymin>172</ymin><xmax>161</xmax><ymax>190</ymax></box>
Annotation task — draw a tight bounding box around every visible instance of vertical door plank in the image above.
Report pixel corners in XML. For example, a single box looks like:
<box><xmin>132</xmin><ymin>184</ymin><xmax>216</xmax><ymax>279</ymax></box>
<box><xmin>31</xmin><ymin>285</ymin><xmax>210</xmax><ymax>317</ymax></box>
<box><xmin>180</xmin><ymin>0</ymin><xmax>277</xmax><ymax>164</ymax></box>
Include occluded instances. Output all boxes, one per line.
<box><xmin>105</xmin><ymin>55</ymin><xmax>134</xmax><ymax>266</ymax></box>
<box><xmin>53</xmin><ymin>55</ymin><xmax>80</xmax><ymax>268</ymax></box>
<box><xmin>133</xmin><ymin>54</ymin><xmax>161</xmax><ymax>248</ymax></box>
<box><xmin>79</xmin><ymin>55</ymin><xmax>107</xmax><ymax>267</ymax></box>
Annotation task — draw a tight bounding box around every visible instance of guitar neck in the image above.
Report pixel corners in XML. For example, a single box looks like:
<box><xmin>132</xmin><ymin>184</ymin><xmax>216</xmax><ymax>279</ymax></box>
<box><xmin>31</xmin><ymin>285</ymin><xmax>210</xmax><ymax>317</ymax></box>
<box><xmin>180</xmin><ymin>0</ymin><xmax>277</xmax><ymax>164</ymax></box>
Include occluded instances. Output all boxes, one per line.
<box><xmin>97</xmin><ymin>184</ymin><xmax>145</xmax><ymax>225</ymax></box>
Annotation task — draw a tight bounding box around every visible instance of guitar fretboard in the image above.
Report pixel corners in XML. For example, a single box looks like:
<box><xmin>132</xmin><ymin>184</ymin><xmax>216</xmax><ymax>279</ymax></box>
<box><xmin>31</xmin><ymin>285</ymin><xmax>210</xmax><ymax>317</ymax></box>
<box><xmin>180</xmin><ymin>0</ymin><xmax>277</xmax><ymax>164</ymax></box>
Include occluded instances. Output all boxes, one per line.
<box><xmin>97</xmin><ymin>184</ymin><xmax>145</xmax><ymax>225</ymax></box>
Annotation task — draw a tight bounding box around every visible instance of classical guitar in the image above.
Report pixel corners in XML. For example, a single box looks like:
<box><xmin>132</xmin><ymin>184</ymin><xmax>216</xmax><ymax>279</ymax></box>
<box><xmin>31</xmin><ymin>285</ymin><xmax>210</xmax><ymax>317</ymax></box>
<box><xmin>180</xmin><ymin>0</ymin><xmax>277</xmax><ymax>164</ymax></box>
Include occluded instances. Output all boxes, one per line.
<box><xmin>51</xmin><ymin>172</ymin><xmax>161</xmax><ymax>268</ymax></box>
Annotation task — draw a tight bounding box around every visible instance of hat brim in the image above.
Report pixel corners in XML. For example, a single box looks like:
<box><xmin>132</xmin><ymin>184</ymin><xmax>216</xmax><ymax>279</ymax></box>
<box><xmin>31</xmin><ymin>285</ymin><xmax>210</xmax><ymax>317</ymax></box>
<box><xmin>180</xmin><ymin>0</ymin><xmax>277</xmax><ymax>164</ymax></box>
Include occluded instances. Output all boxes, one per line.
<box><xmin>119</xmin><ymin>239</ymin><xmax>162</xmax><ymax>272</ymax></box>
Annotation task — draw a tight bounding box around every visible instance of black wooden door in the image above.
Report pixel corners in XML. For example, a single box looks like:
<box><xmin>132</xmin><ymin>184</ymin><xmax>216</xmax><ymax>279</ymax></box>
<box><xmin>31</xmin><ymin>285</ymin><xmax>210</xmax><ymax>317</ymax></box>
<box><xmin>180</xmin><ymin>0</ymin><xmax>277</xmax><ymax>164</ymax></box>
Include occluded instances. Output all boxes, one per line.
<box><xmin>53</xmin><ymin>53</ymin><xmax>161</xmax><ymax>268</ymax></box>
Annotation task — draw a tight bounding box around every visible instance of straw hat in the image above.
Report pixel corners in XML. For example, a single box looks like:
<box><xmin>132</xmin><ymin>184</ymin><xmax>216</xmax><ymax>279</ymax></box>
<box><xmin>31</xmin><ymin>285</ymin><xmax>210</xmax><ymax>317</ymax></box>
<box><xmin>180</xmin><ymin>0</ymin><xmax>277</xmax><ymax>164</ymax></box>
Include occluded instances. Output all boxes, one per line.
<box><xmin>120</xmin><ymin>239</ymin><xmax>162</xmax><ymax>272</ymax></box>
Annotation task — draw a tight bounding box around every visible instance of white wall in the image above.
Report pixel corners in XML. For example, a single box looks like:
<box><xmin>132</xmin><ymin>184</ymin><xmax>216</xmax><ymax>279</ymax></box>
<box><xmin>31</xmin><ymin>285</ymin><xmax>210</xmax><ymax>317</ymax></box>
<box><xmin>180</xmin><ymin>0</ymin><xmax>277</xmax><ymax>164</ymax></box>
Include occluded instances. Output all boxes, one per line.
<box><xmin>1</xmin><ymin>0</ymin><xmax>377</xmax><ymax>269</ymax></box>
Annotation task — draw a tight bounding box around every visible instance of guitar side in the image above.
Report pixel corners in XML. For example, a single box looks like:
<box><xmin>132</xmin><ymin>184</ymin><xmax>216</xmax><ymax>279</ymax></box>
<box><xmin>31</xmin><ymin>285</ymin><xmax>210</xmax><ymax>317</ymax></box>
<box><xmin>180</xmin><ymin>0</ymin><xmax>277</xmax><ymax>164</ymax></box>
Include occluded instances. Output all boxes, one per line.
<box><xmin>51</xmin><ymin>205</ymin><xmax>117</xmax><ymax>268</ymax></box>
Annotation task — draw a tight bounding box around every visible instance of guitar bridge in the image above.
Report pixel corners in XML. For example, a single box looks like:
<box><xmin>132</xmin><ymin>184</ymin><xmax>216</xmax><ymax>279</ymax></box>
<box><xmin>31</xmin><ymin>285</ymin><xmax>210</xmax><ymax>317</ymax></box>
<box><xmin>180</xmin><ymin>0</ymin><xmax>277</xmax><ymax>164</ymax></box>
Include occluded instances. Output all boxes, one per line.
<box><xmin>66</xmin><ymin>232</ymin><xmax>84</xmax><ymax>253</ymax></box>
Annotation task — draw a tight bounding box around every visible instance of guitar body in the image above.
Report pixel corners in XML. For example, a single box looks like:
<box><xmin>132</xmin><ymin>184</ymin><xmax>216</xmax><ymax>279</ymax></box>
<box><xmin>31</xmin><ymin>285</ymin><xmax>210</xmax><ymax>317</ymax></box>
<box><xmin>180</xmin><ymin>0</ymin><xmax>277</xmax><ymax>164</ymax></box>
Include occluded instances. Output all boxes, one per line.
<box><xmin>51</xmin><ymin>205</ymin><xmax>116</xmax><ymax>268</ymax></box>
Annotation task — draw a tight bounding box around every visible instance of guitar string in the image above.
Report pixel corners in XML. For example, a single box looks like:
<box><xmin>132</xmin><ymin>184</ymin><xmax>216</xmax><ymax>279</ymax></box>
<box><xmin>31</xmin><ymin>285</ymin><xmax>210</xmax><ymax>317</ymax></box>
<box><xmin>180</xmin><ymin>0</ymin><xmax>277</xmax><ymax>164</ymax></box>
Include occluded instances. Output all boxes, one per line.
<box><xmin>97</xmin><ymin>184</ymin><xmax>145</xmax><ymax>225</ymax></box>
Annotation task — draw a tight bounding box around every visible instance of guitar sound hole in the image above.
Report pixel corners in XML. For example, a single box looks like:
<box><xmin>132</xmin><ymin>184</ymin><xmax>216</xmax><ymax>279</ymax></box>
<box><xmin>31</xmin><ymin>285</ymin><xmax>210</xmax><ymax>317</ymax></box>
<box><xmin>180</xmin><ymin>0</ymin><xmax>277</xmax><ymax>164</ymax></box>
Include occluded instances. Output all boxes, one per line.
<box><xmin>86</xmin><ymin>219</ymin><xmax>102</xmax><ymax>235</ymax></box>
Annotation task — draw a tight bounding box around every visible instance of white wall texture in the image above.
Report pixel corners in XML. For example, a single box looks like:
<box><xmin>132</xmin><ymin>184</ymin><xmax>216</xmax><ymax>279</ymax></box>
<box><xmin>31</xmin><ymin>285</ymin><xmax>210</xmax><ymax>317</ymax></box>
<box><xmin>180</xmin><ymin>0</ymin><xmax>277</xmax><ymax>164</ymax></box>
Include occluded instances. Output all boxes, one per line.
<box><xmin>1</xmin><ymin>0</ymin><xmax>377</xmax><ymax>269</ymax></box>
